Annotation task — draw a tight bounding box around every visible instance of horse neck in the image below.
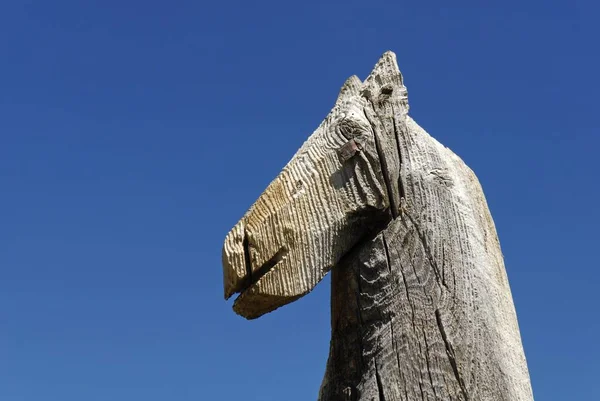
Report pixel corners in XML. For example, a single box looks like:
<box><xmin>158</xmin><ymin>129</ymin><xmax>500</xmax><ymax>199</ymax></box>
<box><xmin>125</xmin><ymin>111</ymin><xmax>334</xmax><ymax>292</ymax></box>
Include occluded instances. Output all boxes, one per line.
<box><xmin>318</xmin><ymin>208</ymin><xmax>534</xmax><ymax>401</ymax></box>
<box><xmin>318</xmin><ymin>228</ymin><xmax>395</xmax><ymax>401</ymax></box>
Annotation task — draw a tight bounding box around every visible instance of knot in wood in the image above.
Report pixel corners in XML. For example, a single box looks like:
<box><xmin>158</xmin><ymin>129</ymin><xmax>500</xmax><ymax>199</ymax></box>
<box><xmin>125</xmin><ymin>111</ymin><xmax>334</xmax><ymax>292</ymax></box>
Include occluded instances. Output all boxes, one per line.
<box><xmin>338</xmin><ymin>138</ymin><xmax>361</xmax><ymax>162</ymax></box>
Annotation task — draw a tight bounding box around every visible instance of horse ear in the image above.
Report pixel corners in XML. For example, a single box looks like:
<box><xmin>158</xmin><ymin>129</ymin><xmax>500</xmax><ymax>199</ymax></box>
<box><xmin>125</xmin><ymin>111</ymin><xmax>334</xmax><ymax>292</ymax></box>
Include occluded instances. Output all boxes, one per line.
<box><xmin>335</xmin><ymin>75</ymin><xmax>362</xmax><ymax>104</ymax></box>
<box><xmin>365</xmin><ymin>51</ymin><xmax>404</xmax><ymax>87</ymax></box>
<box><xmin>363</xmin><ymin>51</ymin><xmax>409</xmax><ymax>111</ymax></box>
<box><xmin>335</xmin><ymin>52</ymin><xmax>408</xmax><ymax>108</ymax></box>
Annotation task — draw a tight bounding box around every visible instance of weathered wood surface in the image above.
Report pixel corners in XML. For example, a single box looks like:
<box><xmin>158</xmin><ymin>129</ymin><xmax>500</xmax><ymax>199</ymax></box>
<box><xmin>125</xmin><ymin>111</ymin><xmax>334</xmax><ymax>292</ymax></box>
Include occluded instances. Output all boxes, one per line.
<box><xmin>222</xmin><ymin>52</ymin><xmax>533</xmax><ymax>400</ymax></box>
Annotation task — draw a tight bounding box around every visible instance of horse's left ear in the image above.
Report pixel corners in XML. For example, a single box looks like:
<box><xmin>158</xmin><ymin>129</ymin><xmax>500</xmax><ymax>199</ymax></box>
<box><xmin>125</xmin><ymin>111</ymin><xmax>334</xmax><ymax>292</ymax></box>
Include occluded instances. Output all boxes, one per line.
<box><xmin>335</xmin><ymin>75</ymin><xmax>362</xmax><ymax>104</ymax></box>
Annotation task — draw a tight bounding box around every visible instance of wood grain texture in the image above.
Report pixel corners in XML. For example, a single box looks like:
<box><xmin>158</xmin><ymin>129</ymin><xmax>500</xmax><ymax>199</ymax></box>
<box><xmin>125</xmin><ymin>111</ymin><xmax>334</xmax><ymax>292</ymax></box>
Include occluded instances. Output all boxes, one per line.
<box><xmin>319</xmin><ymin>54</ymin><xmax>532</xmax><ymax>401</ymax></box>
<box><xmin>223</xmin><ymin>52</ymin><xmax>533</xmax><ymax>400</ymax></box>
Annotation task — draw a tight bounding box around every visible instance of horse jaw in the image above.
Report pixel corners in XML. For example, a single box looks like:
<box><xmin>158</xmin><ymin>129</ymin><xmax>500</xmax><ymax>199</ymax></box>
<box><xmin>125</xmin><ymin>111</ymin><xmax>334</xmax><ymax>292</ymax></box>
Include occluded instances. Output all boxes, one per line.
<box><xmin>222</xmin><ymin>52</ymin><xmax>407</xmax><ymax>319</ymax></box>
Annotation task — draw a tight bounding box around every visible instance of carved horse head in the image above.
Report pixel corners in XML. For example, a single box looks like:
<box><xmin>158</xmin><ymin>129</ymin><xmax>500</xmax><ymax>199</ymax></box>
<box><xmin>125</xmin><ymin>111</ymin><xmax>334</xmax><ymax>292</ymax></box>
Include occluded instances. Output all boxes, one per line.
<box><xmin>222</xmin><ymin>52</ymin><xmax>406</xmax><ymax>319</ymax></box>
<box><xmin>221</xmin><ymin>52</ymin><xmax>533</xmax><ymax>400</ymax></box>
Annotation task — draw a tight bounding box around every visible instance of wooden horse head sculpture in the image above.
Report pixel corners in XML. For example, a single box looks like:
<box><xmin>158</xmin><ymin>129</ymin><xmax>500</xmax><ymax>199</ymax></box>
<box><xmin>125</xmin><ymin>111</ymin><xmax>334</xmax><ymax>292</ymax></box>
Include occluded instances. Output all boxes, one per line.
<box><xmin>222</xmin><ymin>52</ymin><xmax>534</xmax><ymax>401</ymax></box>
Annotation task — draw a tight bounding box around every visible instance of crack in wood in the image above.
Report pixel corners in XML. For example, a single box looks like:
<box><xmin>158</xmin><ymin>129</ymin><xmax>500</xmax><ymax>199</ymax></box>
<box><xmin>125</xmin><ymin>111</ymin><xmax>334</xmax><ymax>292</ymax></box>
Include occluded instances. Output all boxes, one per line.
<box><xmin>435</xmin><ymin>309</ymin><xmax>469</xmax><ymax>401</ymax></box>
<box><xmin>421</xmin><ymin>326</ymin><xmax>438</xmax><ymax>400</ymax></box>
<box><xmin>375</xmin><ymin>363</ymin><xmax>387</xmax><ymax>401</ymax></box>
<box><xmin>367</xmin><ymin>103</ymin><xmax>399</xmax><ymax>219</ymax></box>
<box><xmin>391</xmin><ymin>105</ymin><xmax>406</xmax><ymax>201</ymax></box>
<box><xmin>397</xmin><ymin>234</ymin><xmax>417</xmax><ymax>331</ymax></box>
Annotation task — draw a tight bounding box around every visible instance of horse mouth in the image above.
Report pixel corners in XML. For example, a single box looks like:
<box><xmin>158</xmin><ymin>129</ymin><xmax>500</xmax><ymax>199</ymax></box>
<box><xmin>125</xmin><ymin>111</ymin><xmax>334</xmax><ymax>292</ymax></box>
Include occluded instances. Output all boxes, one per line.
<box><xmin>231</xmin><ymin>245</ymin><xmax>293</xmax><ymax>319</ymax></box>
<box><xmin>222</xmin><ymin>219</ymin><xmax>297</xmax><ymax>318</ymax></box>
<box><xmin>239</xmin><ymin>242</ymin><xmax>289</xmax><ymax>297</ymax></box>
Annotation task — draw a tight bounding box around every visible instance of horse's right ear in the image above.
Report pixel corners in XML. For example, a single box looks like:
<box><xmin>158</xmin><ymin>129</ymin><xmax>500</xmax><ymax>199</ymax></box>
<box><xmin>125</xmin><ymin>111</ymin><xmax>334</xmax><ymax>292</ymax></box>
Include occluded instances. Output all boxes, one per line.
<box><xmin>361</xmin><ymin>51</ymin><xmax>409</xmax><ymax>112</ymax></box>
<box><xmin>365</xmin><ymin>51</ymin><xmax>405</xmax><ymax>88</ymax></box>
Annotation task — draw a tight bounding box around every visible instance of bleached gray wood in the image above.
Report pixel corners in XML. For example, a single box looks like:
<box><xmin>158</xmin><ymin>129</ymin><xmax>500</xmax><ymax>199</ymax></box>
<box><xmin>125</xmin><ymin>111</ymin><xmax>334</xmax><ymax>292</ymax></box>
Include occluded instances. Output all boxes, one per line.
<box><xmin>222</xmin><ymin>52</ymin><xmax>533</xmax><ymax>400</ymax></box>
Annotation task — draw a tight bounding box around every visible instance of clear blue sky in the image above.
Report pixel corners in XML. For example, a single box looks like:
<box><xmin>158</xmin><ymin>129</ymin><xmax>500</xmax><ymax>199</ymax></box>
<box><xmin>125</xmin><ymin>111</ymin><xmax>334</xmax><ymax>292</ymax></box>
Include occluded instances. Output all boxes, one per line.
<box><xmin>1</xmin><ymin>1</ymin><xmax>597</xmax><ymax>400</ymax></box>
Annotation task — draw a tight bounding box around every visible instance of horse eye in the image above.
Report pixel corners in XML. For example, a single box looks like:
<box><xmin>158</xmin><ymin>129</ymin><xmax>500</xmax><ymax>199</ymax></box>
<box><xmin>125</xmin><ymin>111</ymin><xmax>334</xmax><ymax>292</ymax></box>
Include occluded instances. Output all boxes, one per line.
<box><xmin>338</xmin><ymin>116</ymin><xmax>366</xmax><ymax>139</ymax></box>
